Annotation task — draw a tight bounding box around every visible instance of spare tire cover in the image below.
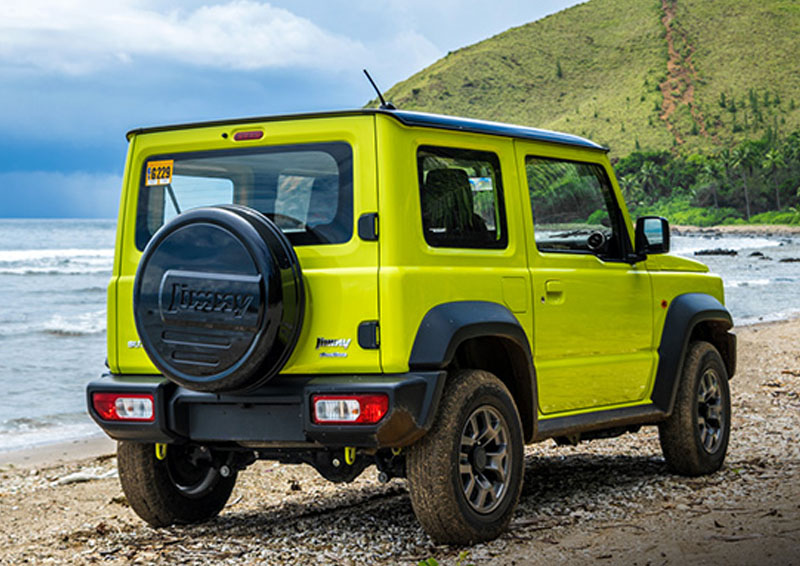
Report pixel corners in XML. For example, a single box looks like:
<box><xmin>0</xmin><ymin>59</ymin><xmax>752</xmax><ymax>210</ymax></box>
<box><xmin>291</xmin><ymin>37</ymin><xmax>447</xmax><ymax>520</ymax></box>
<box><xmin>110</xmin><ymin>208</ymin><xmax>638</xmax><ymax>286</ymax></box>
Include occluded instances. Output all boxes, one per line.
<box><xmin>134</xmin><ymin>205</ymin><xmax>304</xmax><ymax>392</ymax></box>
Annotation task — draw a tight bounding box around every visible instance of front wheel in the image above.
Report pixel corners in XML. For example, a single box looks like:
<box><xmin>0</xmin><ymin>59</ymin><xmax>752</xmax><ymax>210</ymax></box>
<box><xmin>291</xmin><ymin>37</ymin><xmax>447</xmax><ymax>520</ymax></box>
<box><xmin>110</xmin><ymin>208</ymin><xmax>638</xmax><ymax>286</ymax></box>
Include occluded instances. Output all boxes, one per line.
<box><xmin>406</xmin><ymin>369</ymin><xmax>524</xmax><ymax>544</ymax></box>
<box><xmin>117</xmin><ymin>442</ymin><xmax>237</xmax><ymax>527</ymax></box>
<box><xmin>658</xmin><ymin>341</ymin><xmax>731</xmax><ymax>476</ymax></box>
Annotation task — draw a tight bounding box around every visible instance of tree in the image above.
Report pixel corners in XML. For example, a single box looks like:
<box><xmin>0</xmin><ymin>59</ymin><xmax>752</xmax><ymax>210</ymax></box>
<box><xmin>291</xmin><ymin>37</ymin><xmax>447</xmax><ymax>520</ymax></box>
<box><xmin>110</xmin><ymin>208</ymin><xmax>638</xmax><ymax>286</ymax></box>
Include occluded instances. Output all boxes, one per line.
<box><xmin>634</xmin><ymin>161</ymin><xmax>664</xmax><ymax>206</ymax></box>
<box><xmin>697</xmin><ymin>158</ymin><xmax>721</xmax><ymax>208</ymax></box>
<box><xmin>762</xmin><ymin>148</ymin><xmax>786</xmax><ymax>209</ymax></box>
<box><xmin>731</xmin><ymin>143</ymin><xmax>759</xmax><ymax>220</ymax></box>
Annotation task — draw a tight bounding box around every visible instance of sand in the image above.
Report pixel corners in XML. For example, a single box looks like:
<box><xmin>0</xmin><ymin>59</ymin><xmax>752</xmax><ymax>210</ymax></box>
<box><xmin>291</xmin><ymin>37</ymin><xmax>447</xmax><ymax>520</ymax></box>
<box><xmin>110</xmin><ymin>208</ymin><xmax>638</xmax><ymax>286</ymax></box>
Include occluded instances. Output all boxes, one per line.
<box><xmin>0</xmin><ymin>436</ymin><xmax>115</xmax><ymax>469</ymax></box>
<box><xmin>0</xmin><ymin>318</ymin><xmax>798</xmax><ymax>565</ymax></box>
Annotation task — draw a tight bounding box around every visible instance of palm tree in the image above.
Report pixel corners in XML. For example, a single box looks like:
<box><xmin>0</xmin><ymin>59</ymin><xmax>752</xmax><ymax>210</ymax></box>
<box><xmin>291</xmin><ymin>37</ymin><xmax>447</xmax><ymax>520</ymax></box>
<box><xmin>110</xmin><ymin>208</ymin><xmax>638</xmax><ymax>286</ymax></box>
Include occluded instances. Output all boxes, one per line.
<box><xmin>634</xmin><ymin>161</ymin><xmax>663</xmax><ymax>206</ymax></box>
<box><xmin>762</xmin><ymin>148</ymin><xmax>786</xmax><ymax>210</ymax></box>
<box><xmin>698</xmin><ymin>158</ymin><xmax>720</xmax><ymax>208</ymax></box>
<box><xmin>732</xmin><ymin>144</ymin><xmax>757</xmax><ymax>220</ymax></box>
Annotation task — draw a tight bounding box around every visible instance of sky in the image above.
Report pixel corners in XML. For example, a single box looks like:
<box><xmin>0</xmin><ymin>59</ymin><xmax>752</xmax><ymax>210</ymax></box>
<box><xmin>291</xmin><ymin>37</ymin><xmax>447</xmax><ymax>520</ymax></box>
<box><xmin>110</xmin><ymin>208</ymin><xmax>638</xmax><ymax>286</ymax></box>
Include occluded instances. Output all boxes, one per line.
<box><xmin>0</xmin><ymin>0</ymin><xmax>582</xmax><ymax>218</ymax></box>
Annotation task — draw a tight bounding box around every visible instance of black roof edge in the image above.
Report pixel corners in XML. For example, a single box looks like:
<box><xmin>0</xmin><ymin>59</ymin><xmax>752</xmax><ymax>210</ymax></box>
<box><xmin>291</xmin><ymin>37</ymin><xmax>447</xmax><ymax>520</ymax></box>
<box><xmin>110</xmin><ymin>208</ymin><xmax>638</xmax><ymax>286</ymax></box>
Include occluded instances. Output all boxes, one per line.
<box><xmin>126</xmin><ymin>108</ymin><xmax>609</xmax><ymax>152</ymax></box>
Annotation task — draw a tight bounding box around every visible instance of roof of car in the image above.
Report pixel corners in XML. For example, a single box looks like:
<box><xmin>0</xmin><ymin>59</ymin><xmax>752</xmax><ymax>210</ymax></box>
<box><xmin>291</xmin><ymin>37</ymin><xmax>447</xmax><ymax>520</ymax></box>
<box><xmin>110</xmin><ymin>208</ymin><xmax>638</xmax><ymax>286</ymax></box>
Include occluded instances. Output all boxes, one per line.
<box><xmin>126</xmin><ymin>108</ymin><xmax>607</xmax><ymax>151</ymax></box>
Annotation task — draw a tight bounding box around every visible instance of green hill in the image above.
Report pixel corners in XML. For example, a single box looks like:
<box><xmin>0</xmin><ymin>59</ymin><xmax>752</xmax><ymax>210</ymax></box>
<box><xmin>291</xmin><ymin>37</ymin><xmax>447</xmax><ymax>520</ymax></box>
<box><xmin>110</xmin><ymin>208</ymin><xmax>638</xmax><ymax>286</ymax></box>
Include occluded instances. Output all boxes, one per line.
<box><xmin>379</xmin><ymin>0</ymin><xmax>800</xmax><ymax>157</ymax></box>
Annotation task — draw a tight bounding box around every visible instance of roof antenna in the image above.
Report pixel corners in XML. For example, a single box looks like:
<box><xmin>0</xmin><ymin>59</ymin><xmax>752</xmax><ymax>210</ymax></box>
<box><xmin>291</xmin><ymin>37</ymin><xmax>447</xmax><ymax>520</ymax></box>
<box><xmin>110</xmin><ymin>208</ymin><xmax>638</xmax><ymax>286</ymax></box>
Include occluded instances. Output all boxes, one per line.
<box><xmin>363</xmin><ymin>69</ymin><xmax>396</xmax><ymax>110</ymax></box>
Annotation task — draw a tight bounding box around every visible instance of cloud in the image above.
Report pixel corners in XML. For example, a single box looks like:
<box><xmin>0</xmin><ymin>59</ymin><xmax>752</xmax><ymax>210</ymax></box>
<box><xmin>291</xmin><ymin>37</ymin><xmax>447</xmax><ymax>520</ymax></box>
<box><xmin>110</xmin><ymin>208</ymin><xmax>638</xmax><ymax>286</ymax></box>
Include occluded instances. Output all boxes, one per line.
<box><xmin>0</xmin><ymin>0</ymin><xmax>377</xmax><ymax>74</ymax></box>
<box><xmin>0</xmin><ymin>171</ymin><xmax>122</xmax><ymax>218</ymax></box>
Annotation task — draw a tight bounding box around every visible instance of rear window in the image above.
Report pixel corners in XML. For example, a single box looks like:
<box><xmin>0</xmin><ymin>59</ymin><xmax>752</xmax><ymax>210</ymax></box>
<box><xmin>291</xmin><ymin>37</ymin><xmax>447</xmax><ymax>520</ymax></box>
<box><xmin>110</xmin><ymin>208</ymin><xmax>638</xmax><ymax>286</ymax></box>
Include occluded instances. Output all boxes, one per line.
<box><xmin>417</xmin><ymin>146</ymin><xmax>507</xmax><ymax>249</ymax></box>
<box><xmin>135</xmin><ymin>142</ymin><xmax>352</xmax><ymax>250</ymax></box>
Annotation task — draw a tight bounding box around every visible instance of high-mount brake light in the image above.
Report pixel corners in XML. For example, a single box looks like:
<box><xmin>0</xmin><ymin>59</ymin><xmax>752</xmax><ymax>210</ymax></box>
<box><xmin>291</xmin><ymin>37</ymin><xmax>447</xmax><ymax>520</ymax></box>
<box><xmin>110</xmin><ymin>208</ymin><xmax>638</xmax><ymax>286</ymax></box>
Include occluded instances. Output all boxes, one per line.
<box><xmin>92</xmin><ymin>393</ymin><xmax>155</xmax><ymax>422</ymax></box>
<box><xmin>233</xmin><ymin>130</ymin><xmax>264</xmax><ymax>141</ymax></box>
<box><xmin>312</xmin><ymin>394</ymin><xmax>389</xmax><ymax>424</ymax></box>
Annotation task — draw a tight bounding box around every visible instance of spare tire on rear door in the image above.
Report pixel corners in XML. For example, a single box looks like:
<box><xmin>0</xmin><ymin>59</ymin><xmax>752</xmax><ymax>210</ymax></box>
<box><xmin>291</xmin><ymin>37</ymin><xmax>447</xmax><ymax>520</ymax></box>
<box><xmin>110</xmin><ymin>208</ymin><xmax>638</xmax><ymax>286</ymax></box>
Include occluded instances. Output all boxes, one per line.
<box><xmin>133</xmin><ymin>205</ymin><xmax>304</xmax><ymax>393</ymax></box>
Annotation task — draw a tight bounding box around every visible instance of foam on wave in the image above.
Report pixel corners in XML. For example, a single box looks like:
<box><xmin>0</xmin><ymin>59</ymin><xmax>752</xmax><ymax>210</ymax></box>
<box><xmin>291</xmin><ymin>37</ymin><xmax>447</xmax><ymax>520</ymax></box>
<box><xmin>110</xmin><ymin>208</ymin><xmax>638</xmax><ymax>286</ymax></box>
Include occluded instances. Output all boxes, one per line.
<box><xmin>41</xmin><ymin>310</ymin><xmax>106</xmax><ymax>336</ymax></box>
<box><xmin>0</xmin><ymin>248</ymin><xmax>113</xmax><ymax>275</ymax></box>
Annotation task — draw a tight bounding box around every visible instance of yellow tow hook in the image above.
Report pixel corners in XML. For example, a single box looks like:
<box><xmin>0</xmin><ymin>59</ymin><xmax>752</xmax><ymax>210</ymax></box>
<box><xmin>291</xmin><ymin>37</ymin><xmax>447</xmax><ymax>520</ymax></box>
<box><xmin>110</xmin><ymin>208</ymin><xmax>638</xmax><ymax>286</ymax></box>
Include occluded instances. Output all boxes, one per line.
<box><xmin>155</xmin><ymin>443</ymin><xmax>167</xmax><ymax>461</ymax></box>
<box><xmin>391</xmin><ymin>447</ymin><xmax>402</xmax><ymax>456</ymax></box>
<box><xmin>344</xmin><ymin>446</ymin><xmax>356</xmax><ymax>465</ymax></box>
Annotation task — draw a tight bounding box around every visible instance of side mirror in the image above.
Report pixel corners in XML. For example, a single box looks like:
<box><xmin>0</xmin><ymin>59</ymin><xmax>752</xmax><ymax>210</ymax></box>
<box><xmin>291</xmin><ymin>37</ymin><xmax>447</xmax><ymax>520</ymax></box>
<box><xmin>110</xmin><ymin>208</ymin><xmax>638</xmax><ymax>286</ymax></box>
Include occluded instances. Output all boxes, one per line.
<box><xmin>635</xmin><ymin>216</ymin><xmax>670</xmax><ymax>255</ymax></box>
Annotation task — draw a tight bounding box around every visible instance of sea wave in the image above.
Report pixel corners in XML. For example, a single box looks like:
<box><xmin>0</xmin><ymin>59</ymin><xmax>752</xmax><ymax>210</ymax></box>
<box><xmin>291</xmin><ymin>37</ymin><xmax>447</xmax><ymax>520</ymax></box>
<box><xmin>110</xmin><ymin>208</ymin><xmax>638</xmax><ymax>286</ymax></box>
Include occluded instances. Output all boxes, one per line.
<box><xmin>0</xmin><ymin>248</ymin><xmax>113</xmax><ymax>276</ymax></box>
<box><xmin>0</xmin><ymin>413</ymin><xmax>99</xmax><ymax>453</ymax></box>
<box><xmin>726</xmin><ymin>279</ymin><xmax>771</xmax><ymax>288</ymax></box>
<box><xmin>41</xmin><ymin>310</ymin><xmax>106</xmax><ymax>336</ymax></box>
<box><xmin>672</xmin><ymin>235</ymin><xmax>785</xmax><ymax>256</ymax></box>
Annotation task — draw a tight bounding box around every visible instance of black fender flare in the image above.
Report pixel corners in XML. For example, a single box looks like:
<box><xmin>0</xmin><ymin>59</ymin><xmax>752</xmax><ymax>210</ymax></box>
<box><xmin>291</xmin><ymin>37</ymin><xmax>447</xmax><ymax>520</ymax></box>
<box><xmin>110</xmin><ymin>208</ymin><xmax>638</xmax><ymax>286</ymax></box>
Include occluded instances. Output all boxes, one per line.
<box><xmin>651</xmin><ymin>293</ymin><xmax>735</xmax><ymax>414</ymax></box>
<box><xmin>409</xmin><ymin>301</ymin><xmax>537</xmax><ymax>440</ymax></box>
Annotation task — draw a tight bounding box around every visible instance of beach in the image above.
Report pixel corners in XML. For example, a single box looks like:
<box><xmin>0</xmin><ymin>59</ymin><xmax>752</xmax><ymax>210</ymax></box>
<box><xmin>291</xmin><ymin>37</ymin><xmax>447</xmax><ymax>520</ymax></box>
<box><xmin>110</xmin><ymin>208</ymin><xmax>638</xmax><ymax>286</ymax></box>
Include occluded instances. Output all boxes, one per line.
<box><xmin>672</xmin><ymin>224</ymin><xmax>800</xmax><ymax>236</ymax></box>
<box><xmin>1</xmin><ymin>317</ymin><xmax>797</xmax><ymax>565</ymax></box>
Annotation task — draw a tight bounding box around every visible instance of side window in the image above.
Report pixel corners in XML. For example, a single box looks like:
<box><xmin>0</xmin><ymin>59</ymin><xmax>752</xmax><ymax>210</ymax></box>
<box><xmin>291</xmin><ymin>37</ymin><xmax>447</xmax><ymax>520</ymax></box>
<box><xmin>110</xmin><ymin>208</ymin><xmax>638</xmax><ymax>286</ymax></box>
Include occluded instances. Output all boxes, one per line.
<box><xmin>526</xmin><ymin>157</ymin><xmax>626</xmax><ymax>259</ymax></box>
<box><xmin>418</xmin><ymin>146</ymin><xmax>507</xmax><ymax>249</ymax></box>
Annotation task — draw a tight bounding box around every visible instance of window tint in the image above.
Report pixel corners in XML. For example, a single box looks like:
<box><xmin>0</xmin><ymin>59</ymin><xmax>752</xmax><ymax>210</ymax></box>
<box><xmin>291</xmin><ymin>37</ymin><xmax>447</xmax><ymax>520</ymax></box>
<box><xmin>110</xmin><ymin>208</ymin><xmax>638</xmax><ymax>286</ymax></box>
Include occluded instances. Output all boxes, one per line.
<box><xmin>418</xmin><ymin>146</ymin><xmax>507</xmax><ymax>249</ymax></box>
<box><xmin>136</xmin><ymin>142</ymin><xmax>352</xmax><ymax>250</ymax></box>
<box><xmin>526</xmin><ymin>157</ymin><xmax>625</xmax><ymax>258</ymax></box>
<box><xmin>162</xmin><ymin>177</ymin><xmax>233</xmax><ymax>225</ymax></box>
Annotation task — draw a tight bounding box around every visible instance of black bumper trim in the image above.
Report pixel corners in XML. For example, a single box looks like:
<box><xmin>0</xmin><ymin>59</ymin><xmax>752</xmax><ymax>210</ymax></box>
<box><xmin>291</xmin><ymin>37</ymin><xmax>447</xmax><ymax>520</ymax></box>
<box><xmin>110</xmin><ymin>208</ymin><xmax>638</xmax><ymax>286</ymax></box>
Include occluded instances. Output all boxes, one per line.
<box><xmin>87</xmin><ymin>371</ymin><xmax>446</xmax><ymax>448</ymax></box>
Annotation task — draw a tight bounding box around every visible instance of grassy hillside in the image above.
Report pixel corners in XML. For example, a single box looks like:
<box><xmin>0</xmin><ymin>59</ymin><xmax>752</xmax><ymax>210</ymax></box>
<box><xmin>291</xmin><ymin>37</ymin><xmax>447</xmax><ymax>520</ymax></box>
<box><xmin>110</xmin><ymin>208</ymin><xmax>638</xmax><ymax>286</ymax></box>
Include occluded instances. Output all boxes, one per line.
<box><xmin>379</xmin><ymin>0</ymin><xmax>800</xmax><ymax>157</ymax></box>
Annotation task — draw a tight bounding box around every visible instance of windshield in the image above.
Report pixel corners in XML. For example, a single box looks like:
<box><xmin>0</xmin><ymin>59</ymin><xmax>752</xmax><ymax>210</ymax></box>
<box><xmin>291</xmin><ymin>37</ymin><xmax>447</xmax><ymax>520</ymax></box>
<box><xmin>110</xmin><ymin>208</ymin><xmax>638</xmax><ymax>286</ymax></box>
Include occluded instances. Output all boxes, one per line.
<box><xmin>135</xmin><ymin>142</ymin><xmax>353</xmax><ymax>250</ymax></box>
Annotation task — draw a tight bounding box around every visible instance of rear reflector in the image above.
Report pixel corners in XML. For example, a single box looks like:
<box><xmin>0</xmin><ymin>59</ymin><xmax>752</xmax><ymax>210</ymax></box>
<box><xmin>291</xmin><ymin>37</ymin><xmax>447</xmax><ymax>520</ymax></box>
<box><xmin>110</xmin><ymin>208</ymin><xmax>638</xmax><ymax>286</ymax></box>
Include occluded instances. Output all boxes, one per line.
<box><xmin>92</xmin><ymin>393</ymin><xmax>155</xmax><ymax>422</ymax></box>
<box><xmin>312</xmin><ymin>394</ymin><xmax>389</xmax><ymax>424</ymax></box>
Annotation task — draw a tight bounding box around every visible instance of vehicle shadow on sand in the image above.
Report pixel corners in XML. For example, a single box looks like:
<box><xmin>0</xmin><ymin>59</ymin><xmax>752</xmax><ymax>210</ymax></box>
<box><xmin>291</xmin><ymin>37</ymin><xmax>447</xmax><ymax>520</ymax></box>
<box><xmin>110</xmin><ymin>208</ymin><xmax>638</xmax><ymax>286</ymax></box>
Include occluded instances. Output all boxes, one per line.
<box><xmin>128</xmin><ymin>451</ymin><xmax>673</xmax><ymax>548</ymax></box>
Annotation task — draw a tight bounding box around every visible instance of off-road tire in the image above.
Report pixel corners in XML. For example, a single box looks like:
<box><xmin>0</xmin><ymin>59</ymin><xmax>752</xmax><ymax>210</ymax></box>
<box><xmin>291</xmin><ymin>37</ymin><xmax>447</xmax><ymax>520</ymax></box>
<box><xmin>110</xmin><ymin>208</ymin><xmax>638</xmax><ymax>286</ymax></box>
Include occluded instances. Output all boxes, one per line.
<box><xmin>658</xmin><ymin>341</ymin><xmax>731</xmax><ymax>476</ymax></box>
<box><xmin>117</xmin><ymin>441</ymin><xmax>236</xmax><ymax>527</ymax></box>
<box><xmin>406</xmin><ymin>369</ymin><xmax>524</xmax><ymax>545</ymax></box>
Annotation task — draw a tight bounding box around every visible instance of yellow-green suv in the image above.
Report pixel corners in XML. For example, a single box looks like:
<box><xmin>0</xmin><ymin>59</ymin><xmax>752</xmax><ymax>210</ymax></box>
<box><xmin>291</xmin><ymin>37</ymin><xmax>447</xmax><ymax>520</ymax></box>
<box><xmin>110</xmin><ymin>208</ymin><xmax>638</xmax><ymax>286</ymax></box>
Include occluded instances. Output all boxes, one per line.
<box><xmin>87</xmin><ymin>109</ymin><xmax>736</xmax><ymax>544</ymax></box>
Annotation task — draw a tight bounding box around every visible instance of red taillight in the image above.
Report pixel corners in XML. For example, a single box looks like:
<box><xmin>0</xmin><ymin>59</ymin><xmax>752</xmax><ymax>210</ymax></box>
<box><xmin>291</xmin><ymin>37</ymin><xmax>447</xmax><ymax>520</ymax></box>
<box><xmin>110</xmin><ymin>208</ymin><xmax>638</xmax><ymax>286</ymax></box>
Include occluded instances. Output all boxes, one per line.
<box><xmin>92</xmin><ymin>393</ymin><xmax>155</xmax><ymax>422</ymax></box>
<box><xmin>233</xmin><ymin>130</ymin><xmax>264</xmax><ymax>141</ymax></box>
<box><xmin>312</xmin><ymin>394</ymin><xmax>389</xmax><ymax>424</ymax></box>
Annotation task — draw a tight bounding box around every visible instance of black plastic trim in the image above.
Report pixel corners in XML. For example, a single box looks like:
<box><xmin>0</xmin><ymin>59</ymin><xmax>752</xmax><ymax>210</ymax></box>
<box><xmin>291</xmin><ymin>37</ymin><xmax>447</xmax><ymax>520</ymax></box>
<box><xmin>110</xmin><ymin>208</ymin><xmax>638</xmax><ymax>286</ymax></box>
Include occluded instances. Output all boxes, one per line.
<box><xmin>409</xmin><ymin>301</ymin><xmax>532</xmax><ymax>370</ymax></box>
<box><xmin>86</xmin><ymin>371</ymin><xmax>446</xmax><ymax>448</ymax></box>
<box><xmin>535</xmin><ymin>404</ymin><xmax>666</xmax><ymax>441</ymax></box>
<box><xmin>651</xmin><ymin>293</ymin><xmax>734</xmax><ymax>414</ymax></box>
<box><xmin>303</xmin><ymin>372</ymin><xmax>446</xmax><ymax>447</ymax></box>
<box><xmin>357</xmin><ymin>321</ymin><xmax>379</xmax><ymax>349</ymax></box>
<box><xmin>357</xmin><ymin>213</ymin><xmax>378</xmax><ymax>241</ymax></box>
<box><xmin>635</xmin><ymin>215</ymin><xmax>670</xmax><ymax>254</ymax></box>
<box><xmin>409</xmin><ymin>301</ymin><xmax>538</xmax><ymax>441</ymax></box>
<box><xmin>86</xmin><ymin>374</ymin><xmax>178</xmax><ymax>443</ymax></box>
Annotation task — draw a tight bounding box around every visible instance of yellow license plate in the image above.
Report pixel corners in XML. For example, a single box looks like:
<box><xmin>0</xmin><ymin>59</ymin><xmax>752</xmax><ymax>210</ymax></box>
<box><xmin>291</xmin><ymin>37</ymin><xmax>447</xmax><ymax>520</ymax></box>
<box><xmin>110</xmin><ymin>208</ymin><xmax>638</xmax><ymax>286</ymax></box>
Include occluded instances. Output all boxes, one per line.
<box><xmin>145</xmin><ymin>160</ymin><xmax>173</xmax><ymax>186</ymax></box>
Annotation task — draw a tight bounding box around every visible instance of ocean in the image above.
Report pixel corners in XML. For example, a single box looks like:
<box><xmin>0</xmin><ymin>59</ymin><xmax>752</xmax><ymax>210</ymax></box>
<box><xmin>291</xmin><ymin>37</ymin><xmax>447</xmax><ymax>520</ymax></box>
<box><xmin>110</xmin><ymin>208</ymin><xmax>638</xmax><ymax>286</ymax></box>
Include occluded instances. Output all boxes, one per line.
<box><xmin>0</xmin><ymin>219</ymin><xmax>799</xmax><ymax>453</ymax></box>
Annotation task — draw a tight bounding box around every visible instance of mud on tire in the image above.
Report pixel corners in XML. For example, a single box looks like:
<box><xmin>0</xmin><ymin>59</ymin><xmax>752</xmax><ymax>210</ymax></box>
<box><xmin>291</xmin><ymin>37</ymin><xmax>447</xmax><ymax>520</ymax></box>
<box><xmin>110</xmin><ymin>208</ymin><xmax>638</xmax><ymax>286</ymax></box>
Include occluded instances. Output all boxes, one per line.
<box><xmin>117</xmin><ymin>441</ymin><xmax>236</xmax><ymax>527</ymax></box>
<box><xmin>406</xmin><ymin>369</ymin><xmax>524</xmax><ymax>545</ymax></box>
<box><xmin>658</xmin><ymin>341</ymin><xmax>731</xmax><ymax>476</ymax></box>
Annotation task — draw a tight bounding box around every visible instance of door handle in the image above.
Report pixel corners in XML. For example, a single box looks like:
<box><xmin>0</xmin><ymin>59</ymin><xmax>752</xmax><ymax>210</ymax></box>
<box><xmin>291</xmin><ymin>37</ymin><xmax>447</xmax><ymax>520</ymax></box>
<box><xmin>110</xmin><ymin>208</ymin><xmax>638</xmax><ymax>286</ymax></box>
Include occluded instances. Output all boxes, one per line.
<box><xmin>543</xmin><ymin>280</ymin><xmax>565</xmax><ymax>305</ymax></box>
<box><xmin>545</xmin><ymin>280</ymin><xmax>563</xmax><ymax>294</ymax></box>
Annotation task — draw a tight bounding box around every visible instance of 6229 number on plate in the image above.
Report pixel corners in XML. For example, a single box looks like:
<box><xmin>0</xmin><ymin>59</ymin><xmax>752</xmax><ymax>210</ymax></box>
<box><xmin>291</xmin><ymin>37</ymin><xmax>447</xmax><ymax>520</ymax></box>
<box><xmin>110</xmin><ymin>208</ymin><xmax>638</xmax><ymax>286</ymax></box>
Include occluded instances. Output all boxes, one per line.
<box><xmin>145</xmin><ymin>160</ymin><xmax>173</xmax><ymax>186</ymax></box>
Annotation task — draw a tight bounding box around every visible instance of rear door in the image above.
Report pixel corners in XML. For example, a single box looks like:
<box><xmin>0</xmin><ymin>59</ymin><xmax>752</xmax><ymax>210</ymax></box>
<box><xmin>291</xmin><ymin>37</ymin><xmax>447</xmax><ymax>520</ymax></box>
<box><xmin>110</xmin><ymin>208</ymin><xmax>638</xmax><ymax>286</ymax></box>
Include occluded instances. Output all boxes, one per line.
<box><xmin>515</xmin><ymin>142</ymin><xmax>656</xmax><ymax>414</ymax></box>
<box><xmin>111</xmin><ymin>116</ymin><xmax>380</xmax><ymax>376</ymax></box>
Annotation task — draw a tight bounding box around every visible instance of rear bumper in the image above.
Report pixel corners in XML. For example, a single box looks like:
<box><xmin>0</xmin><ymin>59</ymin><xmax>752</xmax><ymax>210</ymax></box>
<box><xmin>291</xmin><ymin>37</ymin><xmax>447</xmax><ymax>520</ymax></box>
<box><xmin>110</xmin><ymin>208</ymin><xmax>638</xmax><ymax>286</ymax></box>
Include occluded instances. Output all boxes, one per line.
<box><xmin>86</xmin><ymin>371</ymin><xmax>446</xmax><ymax>448</ymax></box>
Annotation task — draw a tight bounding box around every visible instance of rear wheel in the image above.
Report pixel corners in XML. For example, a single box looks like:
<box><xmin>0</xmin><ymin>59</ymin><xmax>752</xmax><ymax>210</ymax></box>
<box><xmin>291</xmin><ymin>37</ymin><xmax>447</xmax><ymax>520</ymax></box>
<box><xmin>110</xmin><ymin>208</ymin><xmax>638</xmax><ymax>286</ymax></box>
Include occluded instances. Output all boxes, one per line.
<box><xmin>117</xmin><ymin>441</ymin><xmax>236</xmax><ymax>527</ymax></box>
<box><xmin>406</xmin><ymin>369</ymin><xmax>524</xmax><ymax>544</ymax></box>
<box><xmin>658</xmin><ymin>341</ymin><xmax>731</xmax><ymax>476</ymax></box>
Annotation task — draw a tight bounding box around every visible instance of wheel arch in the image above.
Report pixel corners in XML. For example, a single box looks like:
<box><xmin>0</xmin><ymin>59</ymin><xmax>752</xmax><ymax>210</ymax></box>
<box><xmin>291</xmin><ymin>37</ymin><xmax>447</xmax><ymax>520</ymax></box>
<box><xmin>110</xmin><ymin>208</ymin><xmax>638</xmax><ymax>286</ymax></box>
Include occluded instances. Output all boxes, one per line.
<box><xmin>409</xmin><ymin>301</ymin><xmax>537</xmax><ymax>442</ymax></box>
<box><xmin>652</xmin><ymin>293</ymin><xmax>736</xmax><ymax>415</ymax></box>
